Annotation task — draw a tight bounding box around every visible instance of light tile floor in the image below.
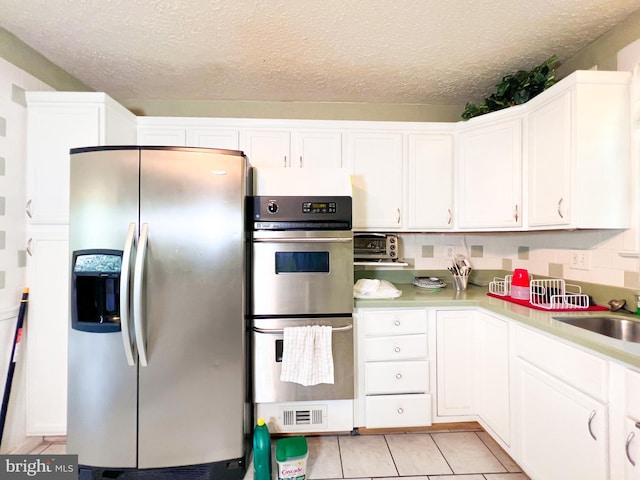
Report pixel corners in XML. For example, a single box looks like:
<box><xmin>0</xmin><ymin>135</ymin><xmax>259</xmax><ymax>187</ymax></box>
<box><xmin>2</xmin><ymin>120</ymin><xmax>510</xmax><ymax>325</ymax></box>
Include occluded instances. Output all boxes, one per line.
<box><xmin>34</xmin><ymin>429</ymin><xmax>530</xmax><ymax>480</ymax></box>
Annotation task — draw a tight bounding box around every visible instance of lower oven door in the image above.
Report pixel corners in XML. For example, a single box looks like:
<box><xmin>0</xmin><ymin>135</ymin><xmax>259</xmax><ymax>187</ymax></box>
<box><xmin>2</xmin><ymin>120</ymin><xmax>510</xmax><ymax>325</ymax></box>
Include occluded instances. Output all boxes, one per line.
<box><xmin>251</xmin><ymin>230</ymin><xmax>353</xmax><ymax>316</ymax></box>
<box><xmin>252</xmin><ymin>316</ymin><xmax>354</xmax><ymax>403</ymax></box>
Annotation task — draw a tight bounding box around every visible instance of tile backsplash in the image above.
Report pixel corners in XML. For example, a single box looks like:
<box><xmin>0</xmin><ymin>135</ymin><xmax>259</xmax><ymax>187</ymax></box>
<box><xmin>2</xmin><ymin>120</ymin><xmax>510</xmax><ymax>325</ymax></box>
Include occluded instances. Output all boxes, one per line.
<box><xmin>399</xmin><ymin>228</ymin><xmax>640</xmax><ymax>290</ymax></box>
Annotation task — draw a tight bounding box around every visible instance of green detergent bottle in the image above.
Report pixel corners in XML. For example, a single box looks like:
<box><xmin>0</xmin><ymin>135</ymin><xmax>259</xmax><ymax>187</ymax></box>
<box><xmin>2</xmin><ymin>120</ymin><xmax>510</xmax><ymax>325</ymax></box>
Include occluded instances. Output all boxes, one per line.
<box><xmin>253</xmin><ymin>418</ymin><xmax>272</xmax><ymax>480</ymax></box>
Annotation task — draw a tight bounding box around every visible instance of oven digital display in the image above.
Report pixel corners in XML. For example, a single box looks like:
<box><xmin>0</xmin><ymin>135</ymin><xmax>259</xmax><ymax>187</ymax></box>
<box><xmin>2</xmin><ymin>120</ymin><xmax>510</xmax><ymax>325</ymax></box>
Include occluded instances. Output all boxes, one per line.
<box><xmin>302</xmin><ymin>202</ymin><xmax>337</xmax><ymax>214</ymax></box>
<box><xmin>275</xmin><ymin>252</ymin><xmax>330</xmax><ymax>273</ymax></box>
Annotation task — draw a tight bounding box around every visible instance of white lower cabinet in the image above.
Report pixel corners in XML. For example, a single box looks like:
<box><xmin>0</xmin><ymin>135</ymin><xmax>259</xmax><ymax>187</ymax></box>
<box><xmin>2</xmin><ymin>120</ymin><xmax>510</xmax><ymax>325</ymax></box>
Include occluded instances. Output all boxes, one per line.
<box><xmin>515</xmin><ymin>358</ymin><xmax>608</xmax><ymax>480</ymax></box>
<box><xmin>435</xmin><ymin>310</ymin><xmax>477</xmax><ymax>417</ymax></box>
<box><xmin>514</xmin><ymin>326</ymin><xmax>609</xmax><ymax>480</ymax></box>
<box><xmin>476</xmin><ymin>311</ymin><xmax>510</xmax><ymax>446</ymax></box>
<box><xmin>356</xmin><ymin>309</ymin><xmax>431</xmax><ymax>429</ymax></box>
<box><xmin>25</xmin><ymin>228</ymin><xmax>69</xmax><ymax>435</ymax></box>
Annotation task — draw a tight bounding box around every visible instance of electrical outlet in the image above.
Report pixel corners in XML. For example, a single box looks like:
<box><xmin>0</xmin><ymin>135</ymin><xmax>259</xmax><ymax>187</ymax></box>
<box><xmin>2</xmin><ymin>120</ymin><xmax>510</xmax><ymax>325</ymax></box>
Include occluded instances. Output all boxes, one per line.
<box><xmin>570</xmin><ymin>250</ymin><xmax>592</xmax><ymax>270</ymax></box>
<box><xmin>439</xmin><ymin>245</ymin><xmax>456</xmax><ymax>259</ymax></box>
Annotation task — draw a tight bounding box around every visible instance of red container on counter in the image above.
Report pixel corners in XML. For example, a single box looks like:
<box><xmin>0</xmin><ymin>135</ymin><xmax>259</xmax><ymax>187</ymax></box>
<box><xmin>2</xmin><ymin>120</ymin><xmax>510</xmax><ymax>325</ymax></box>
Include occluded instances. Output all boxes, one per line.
<box><xmin>511</xmin><ymin>269</ymin><xmax>530</xmax><ymax>300</ymax></box>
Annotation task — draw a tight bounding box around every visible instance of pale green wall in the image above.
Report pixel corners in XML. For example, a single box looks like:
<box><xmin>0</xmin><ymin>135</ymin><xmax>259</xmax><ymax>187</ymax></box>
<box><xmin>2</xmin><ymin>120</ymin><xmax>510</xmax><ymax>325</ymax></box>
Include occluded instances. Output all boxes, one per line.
<box><xmin>0</xmin><ymin>26</ymin><xmax>91</xmax><ymax>92</ymax></box>
<box><xmin>557</xmin><ymin>8</ymin><xmax>640</xmax><ymax>75</ymax></box>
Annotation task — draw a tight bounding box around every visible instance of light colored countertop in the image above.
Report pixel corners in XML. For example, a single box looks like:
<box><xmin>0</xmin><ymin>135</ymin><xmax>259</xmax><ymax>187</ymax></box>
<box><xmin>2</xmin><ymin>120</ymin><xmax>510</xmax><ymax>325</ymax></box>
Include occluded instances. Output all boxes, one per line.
<box><xmin>354</xmin><ymin>283</ymin><xmax>640</xmax><ymax>369</ymax></box>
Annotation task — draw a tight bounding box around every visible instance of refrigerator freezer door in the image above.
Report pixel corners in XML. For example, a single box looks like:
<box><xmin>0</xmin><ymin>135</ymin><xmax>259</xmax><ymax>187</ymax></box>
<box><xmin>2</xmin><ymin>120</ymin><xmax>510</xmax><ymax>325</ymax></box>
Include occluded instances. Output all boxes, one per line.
<box><xmin>68</xmin><ymin>148</ymin><xmax>139</xmax><ymax>468</ymax></box>
<box><xmin>137</xmin><ymin>148</ymin><xmax>247</xmax><ymax>468</ymax></box>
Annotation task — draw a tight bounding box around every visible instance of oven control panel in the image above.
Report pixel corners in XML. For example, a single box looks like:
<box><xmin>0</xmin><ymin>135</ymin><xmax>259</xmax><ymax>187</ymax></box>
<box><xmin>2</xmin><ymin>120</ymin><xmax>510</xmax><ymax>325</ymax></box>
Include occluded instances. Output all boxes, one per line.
<box><xmin>251</xmin><ymin>196</ymin><xmax>351</xmax><ymax>230</ymax></box>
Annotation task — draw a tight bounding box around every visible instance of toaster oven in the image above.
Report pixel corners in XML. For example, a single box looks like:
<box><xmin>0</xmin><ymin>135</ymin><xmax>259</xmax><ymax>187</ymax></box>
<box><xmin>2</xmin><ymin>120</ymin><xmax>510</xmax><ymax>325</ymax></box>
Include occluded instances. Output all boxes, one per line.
<box><xmin>353</xmin><ymin>233</ymin><xmax>399</xmax><ymax>261</ymax></box>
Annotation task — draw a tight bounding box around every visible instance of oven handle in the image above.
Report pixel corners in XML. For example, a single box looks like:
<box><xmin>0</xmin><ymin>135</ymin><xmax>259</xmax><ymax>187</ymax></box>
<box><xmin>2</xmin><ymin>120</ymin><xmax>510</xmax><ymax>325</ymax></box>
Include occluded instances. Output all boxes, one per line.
<box><xmin>252</xmin><ymin>324</ymin><xmax>353</xmax><ymax>335</ymax></box>
<box><xmin>252</xmin><ymin>237</ymin><xmax>353</xmax><ymax>244</ymax></box>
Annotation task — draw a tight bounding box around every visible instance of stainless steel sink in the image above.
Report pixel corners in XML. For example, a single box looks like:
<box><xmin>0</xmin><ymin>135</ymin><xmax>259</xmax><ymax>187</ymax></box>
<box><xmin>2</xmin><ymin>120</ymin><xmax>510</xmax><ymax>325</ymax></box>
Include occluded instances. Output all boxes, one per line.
<box><xmin>553</xmin><ymin>316</ymin><xmax>640</xmax><ymax>343</ymax></box>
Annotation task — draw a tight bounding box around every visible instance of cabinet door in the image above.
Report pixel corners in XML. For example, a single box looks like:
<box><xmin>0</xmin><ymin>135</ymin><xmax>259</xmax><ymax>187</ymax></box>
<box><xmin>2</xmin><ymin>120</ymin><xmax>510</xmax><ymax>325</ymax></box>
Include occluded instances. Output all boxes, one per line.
<box><xmin>528</xmin><ymin>91</ymin><xmax>572</xmax><ymax>227</ymax></box>
<box><xmin>436</xmin><ymin>310</ymin><xmax>477</xmax><ymax>416</ymax></box>
<box><xmin>291</xmin><ymin>131</ymin><xmax>342</xmax><ymax>168</ymax></box>
<box><xmin>240</xmin><ymin>129</ymin><xmax>290</xmax><ymax>168</ymax></box>
<box><xmin>26</xmin><ymin>106</ymin><xmax>101</xmax><ymax>224</ymax></box>
<box><xmin>407</xmin><ymin>133</ymin><xmax>454</xmax><ymax>229</ymax></box>
<box><xmin>624</xmin><ymin>417</ymin><xmax>640</xmax><ymax>480</ymax></box>
<box><xmin>138</xmin><ymin>127</ymin><xmax>187</xmax><ymax>146</ymax></box>
<box><xmin>187</xmin><ymin>128</ymin><xmax>239</xmax><ymax>150</ymax></box>
<box><xmin>477</xmin><ymin>312</ymin><xmax>510</xmax><ymax>446</ymax></box>
<box><xmin>347</xmin><ymin>132</ymin><xmax>404</xmax><ymax>229</ymax></box>
<box><xmin>457</xmin><ymin>116</ymin><xmax>522</xmax><ymax>229</ymax></box>
<box><xmin>25</xmin><ymin>229</ymin><xmax>69</xmax><ymax>435</ymax></box>
<box><xmin>515</xmin><ymin>358</ymin><xmax>608</xmax><ymax>480</ymax></box>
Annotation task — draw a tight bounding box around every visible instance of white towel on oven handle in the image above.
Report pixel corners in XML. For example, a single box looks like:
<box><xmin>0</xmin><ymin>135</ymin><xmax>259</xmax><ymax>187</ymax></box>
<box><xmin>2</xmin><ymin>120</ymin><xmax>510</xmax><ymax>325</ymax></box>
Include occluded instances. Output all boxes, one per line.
<box><xmin>280</xmin><ymin>325</ymin><xmax>335</xmax><ymax>386</ymax></box>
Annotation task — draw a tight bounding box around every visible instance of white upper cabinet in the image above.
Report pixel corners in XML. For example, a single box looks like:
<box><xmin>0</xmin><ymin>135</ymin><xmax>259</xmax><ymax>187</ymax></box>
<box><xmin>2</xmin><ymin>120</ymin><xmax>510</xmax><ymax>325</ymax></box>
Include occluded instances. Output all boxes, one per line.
<box><xmin>26</xmin><ymin>92</ymin><xmax>137</xmax><ymax>224</ymax></box>
<box><xmin>407</xmin><ymin>133</ymin><xmax>454</xmax><ymax>230</ymax></box>
<box><xmin>187</xmin><ymin>128</ymin><xmax>239</xmax><ymax>150</ymax></box>
<box><xmin>527</xmin><ymin>70</ymin><xmax>631</xmax><ymax>229</ymax></box>
<box><xmin>239</xmin><ymin>129</ymin><xmax>291</xmax><ymax>168</ymax></box>
<box><xmin>456</xmin><ymin>111</ymin><xmax>524</xmax><ymax>230</ymax></box>
<box><xmin>290</xmin><ymin>130</ymin><xmax>342</xmax><ymax>168</ymax></box>
<box><xmin>347</xmin><ymin>131</ymin><xmax>404</xmax><ymax>230</ymax></box>
<box><xmin>138</xmin><ymin>127</ymin><xmax>187</xmax><ymax>146</ymax></box>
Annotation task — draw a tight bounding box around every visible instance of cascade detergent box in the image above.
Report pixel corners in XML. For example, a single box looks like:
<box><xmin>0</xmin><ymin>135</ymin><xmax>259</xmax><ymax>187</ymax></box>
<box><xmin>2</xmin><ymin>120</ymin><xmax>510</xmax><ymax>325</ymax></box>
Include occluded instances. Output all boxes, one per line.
<box><xmin>276</xmin><ymin>436</ymin><xmax>308</xmax><ymax>480</ymax></box>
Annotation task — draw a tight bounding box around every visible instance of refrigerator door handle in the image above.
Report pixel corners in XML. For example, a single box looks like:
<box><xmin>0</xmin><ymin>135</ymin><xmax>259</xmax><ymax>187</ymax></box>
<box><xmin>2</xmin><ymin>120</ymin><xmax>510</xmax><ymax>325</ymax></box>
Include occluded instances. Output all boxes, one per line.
<box><xmin>133</xmin><ymin>222</ymin><xmax>149</xmax><ymax>367</ymax></box>
<box><xmin>120</xmin><ymin>223</ymin><xmax>137</xmax><ymax>366</ymax></box>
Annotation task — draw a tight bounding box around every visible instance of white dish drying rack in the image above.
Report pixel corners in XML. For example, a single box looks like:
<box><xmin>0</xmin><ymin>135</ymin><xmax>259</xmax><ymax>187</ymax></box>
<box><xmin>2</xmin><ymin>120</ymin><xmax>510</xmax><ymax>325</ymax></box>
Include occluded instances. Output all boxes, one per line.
<box><xmin>489</xmin><ymin>276</ymin><xmax>590</xmax><ymax>310</ymax></box>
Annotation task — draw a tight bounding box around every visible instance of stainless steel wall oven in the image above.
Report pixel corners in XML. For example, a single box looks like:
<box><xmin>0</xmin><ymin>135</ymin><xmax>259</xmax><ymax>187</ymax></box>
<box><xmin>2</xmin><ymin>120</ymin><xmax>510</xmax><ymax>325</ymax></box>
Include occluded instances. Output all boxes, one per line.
<box><xmin>249</xmin><ymin>196</ymin><xmax>354</xmax><ymax>403</ymax></box>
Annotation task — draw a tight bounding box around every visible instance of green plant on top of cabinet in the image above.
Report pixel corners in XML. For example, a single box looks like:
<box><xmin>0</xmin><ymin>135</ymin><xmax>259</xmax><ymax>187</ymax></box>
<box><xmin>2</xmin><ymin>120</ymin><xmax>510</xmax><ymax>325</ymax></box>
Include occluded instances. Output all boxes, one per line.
<box><xmin>527</xmin><ymin>70</ymin><xmax>631</xmax><ymax>229</ymax></box>
<box><xmin>348</xmin><ymin>131</ymin><xmax>404</xmax><ymax>230</ymax></box>
<box><xmin>456</xmin><ymin>111</ymin><xmax>523</xmax><ymax>230</ymax></box>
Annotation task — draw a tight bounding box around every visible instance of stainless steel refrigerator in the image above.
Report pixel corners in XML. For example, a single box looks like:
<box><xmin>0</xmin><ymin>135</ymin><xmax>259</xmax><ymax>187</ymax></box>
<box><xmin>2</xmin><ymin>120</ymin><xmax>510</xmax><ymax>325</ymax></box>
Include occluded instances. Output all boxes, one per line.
<box><xmin>68</xmin><ymin>146</ymin><xmax>250</xmax><ymax>479</ymax></box>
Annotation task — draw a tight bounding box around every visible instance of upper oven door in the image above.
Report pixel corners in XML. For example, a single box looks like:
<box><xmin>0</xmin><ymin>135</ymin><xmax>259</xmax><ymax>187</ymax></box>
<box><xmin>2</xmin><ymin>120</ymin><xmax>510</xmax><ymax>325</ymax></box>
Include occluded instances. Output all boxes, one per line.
<box><xmin>251</xmin><ymin>230</ymin><xmax>354</xmax><ymax>316</ymax></box>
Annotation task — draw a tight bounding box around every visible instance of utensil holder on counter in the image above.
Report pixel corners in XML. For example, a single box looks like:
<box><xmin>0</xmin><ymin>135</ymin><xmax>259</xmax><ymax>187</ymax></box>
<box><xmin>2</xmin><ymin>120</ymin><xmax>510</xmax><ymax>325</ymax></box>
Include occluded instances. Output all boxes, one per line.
<box><xmin>452</xmin><ymin>275</ymin><xmax>469</xmax><ymax>291</ymax></box>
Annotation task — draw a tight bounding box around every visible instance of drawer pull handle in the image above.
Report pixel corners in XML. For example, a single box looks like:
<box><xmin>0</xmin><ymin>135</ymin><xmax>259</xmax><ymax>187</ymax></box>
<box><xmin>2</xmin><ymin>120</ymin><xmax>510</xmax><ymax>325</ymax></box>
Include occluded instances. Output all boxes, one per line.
<box><xmin>395</xmin><ymin>373</ymin><xmax>402</xmax><ymax>379</ymax></box>
<box><xmin>394</xmin><ymin>320</ymin><xmax>401</xmax><ymax>326</ymax></box>
<box><xmin>394</xmin><ymin>347</ymin><xmax>401</xmax><ymax>353</ymax></box>
<box><xmin>626</xmin><ymin>431</ymin><xmax>636</xmax><ymax>466</ymax></box>
<box><xmin>587</xmin><ymin>410</ymin><xmax>597</xmax><ymax>441</ymax></box>
<box><xmin>397</xmin><ymin>408</ymin><xmax>404</xmax><ymax>414</ymax></box>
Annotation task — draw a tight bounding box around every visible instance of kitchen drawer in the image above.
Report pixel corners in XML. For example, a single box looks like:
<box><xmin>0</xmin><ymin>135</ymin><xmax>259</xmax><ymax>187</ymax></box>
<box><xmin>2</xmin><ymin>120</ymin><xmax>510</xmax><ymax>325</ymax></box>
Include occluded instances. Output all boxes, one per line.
<box><xmin>365</xmin><ymin>393</ymin><xmax>432</xmax><ymax>428</ymax></box>
<box><xmin>365</xmin><ymin>361</ymin><xmax>429</xmax><ymax>395</ymax></box>
<box><xmin>626</xmin><ymin>368</ymin><xmax>640</xmax><ymax>420</ymax></box>
<box><xmin>364</xmin><ymin>334</ymin><xmax>427</xmax><ymax>362</ymax></box>
<box><xmin>515</xmin><ymin>326</ymin><xmax>608</xmax><ymax>402</ymax></box>
<box><xmin>362</xmin><ymin>309</ymin><xmax>427</xmax><ymax>337</ymax></box>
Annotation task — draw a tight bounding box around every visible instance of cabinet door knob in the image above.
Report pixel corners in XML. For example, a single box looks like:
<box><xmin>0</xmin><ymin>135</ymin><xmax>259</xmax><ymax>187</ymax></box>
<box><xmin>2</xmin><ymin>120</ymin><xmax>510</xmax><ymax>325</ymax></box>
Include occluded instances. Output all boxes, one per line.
<box><xmin>447</xmin><ymin>208</ymin><xmax>452</xmax><ymax>225</ymax></box>
<box><xmin>397</xmin><ymin>408</ymin><xmax>404</xmax><ymax>414</ymax></box>
<box><xmin>25</xmin><ymin>199</ymin><xmax>32</xmax><ymax>219</ymax></box>
<box><xmin>514</xmin><ymin>204</ymin><xmax>519</xmax><ymax>222</ymax></box>
<box><xmin>626</xmin><ymin>431</ymin><xmax>636</xmax><ymax>466</ymax></box>
<box><xmin>299</xmin><ymin>156</ymin><xmax>303</xmax><ymax>168</ymax></box>
<box><xmin>395</xmin><ymin>373</ymin><xmax>402</xmax><ymax>379</ymax></box>
<box><xmin>397</xmin><ymin>208</ymin><xmax>401</xmax><ymax>224</ymax></box>
<box><xmin>394</xmin><ymin>320</ymin><xmax>401</xmax><ymax>326</ymax></box>
<box><xmin>26</xmin><ymin>238</ymin><xmax>33</xmax><ymax>256</ymax></box>
<box><xmin>394</xmin><ymin>346</ymin><xmax>401</xmax><ymax>353</ymax></box>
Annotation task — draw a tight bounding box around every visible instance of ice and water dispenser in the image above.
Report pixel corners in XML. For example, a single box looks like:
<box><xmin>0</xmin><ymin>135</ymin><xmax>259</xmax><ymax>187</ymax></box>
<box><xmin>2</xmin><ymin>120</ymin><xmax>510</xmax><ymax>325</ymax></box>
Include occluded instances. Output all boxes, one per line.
<box><xmin>71</xmin><ymin>249</ymin><xmax>123</xmax><ymax>333</ymax></box>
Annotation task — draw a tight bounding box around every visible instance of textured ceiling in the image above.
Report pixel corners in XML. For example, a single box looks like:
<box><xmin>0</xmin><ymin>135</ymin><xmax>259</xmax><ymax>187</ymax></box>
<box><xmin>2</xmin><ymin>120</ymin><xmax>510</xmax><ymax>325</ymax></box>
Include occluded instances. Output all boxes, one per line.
<box><xmin>1</xmin><ymin>0</ymin><xmax>640</xmax><ymax>105</ymax></box>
